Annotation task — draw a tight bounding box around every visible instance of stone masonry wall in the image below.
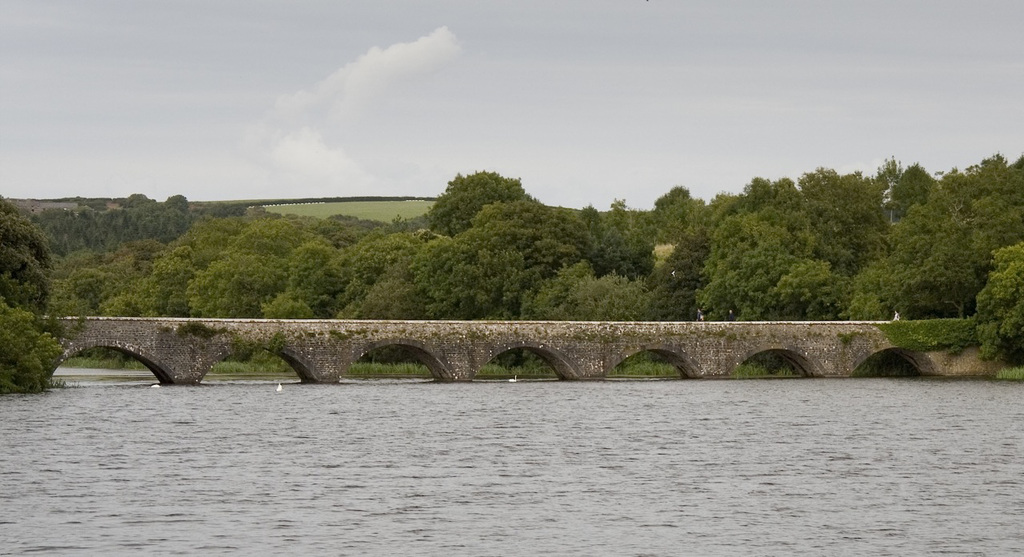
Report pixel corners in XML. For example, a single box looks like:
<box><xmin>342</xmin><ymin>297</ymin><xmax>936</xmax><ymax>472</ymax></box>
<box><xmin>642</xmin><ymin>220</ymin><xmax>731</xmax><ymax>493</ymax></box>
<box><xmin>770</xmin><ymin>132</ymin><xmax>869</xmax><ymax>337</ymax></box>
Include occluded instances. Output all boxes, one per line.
<box><xmin>57</xmin><ymin>318</ymin><xmax>1002</xmax><ymax>384</ymax></box>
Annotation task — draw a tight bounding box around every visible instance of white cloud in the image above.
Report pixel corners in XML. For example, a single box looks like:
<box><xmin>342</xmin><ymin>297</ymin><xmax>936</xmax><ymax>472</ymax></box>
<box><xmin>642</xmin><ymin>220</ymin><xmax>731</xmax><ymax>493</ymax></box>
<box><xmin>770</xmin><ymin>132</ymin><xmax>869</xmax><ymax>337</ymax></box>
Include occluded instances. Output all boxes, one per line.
<box><xmin>274</xmin><ymin>26</ymin><xmax>461</xmax><ymax>121</ymax></box>
<box><xmin>251</xmin><ymin>26</ymin><xmax>461</xmax><ymax>192</ymax></box>
<box><xmin>269</xmin><ymin>127</ymin><xmax>371</xmax><ymax>186</ymax></box>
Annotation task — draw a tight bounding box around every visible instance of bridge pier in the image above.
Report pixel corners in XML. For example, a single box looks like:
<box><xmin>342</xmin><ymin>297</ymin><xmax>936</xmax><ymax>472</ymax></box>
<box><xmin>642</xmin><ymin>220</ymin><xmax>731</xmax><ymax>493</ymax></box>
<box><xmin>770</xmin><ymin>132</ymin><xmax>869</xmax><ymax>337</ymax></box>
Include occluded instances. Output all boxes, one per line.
<box><xmin>439</xmin><ymin>347</ymin><xmax>483</xmax><ymax>381</ymax></box>
<box><xmin>277</xmin><ymin>348</ymin><xmax>348</xmax><ymax>383</ymax></box>
<box><xmin>573</xmin><ymin>349</ymin><xmax>611</xmax><ymax>380</ymax></box>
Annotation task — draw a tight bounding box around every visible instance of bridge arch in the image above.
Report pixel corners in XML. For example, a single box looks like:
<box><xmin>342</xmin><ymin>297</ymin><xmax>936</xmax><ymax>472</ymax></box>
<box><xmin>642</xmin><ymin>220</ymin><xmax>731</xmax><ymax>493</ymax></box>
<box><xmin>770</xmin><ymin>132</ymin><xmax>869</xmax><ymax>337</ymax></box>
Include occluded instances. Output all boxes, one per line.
<box><xmin>480</xmin><ymin>341</ymin><xmax>580</xmax><ymax>380</ymax></box>
<box><xmin>852</xmin><ymin>347</ymin><xmax>936</xmax><ymax>376</ymax></box>
<box><xmin>57</xmin><ymin>341</ymin><xmax>176</xmax><ymax>383</ymax></box>
<box><xmin>731</xmin><ymin>346</ymin><xmax>821</xmax><ymax>377</ymax></box>
<box><xmin>274</xmin><ymin>346</ymin><xmax>322</xmax><ymax>382</ymax></box>
<box><xmin>610</xmin><ymin>346</ymin><xmax>701</xmax><ymax>378</ymax></box>
<box><xmin>355</xmin><ymin>339</ymin><xmax>454</xmax><ymax>381</ymax></box>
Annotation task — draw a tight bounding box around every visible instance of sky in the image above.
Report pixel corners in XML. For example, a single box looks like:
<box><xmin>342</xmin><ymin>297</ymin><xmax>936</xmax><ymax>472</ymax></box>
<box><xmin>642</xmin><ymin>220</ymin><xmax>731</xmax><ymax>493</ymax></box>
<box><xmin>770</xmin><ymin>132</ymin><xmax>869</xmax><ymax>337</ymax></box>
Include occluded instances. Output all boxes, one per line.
<box><xmin>2</xmin><ymin>1</ymin><xmax>1022</xmax><ymax>209</ymax></box>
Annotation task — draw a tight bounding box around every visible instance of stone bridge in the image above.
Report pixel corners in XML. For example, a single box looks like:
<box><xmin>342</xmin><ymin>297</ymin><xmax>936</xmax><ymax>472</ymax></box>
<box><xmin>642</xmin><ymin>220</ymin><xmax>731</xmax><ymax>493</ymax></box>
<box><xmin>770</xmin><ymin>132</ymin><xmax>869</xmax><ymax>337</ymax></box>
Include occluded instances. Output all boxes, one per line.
<box><xmin>54</xmin><ymin>317</ymin><xmax>999</xmax><ymax>384</ymax></box>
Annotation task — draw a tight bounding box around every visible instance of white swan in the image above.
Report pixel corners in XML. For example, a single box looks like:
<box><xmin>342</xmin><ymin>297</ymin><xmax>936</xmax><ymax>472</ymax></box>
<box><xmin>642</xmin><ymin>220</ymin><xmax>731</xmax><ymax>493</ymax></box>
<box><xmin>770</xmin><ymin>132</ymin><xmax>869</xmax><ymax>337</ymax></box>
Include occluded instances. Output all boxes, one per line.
<box><xmin>276</xmin><ymin>383</ymin><xmax>283</xmax><ymax>392</ymax></box>
<box><xmin>150</xmin><ymin>384</ymin><xmax>160</xmax><ymax>388</ymax></box>
<box><xmin>508</xmin><ymin>375</ymin><xmax>517</xmax><ymax>383</ymax></box>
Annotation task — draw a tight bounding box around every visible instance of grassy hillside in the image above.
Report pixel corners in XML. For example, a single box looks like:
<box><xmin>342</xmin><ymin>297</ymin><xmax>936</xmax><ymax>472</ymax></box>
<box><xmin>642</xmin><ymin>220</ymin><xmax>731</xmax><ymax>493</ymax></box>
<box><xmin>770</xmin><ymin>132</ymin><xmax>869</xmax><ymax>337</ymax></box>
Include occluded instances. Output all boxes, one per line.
<box><xmin>262</xmin><ymin>200</ymin><xmax>434</xmax><ymax>221</ymax></box>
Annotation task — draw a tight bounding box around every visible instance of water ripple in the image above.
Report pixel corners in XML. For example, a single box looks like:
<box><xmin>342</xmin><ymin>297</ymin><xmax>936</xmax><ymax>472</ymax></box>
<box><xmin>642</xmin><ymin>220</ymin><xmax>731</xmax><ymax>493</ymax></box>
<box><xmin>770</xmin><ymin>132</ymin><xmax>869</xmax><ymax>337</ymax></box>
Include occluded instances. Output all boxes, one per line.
<box><xmin>1</xmin><ymin>379</ymin><xmax>1022</xmax><ymax>555</ymax></box>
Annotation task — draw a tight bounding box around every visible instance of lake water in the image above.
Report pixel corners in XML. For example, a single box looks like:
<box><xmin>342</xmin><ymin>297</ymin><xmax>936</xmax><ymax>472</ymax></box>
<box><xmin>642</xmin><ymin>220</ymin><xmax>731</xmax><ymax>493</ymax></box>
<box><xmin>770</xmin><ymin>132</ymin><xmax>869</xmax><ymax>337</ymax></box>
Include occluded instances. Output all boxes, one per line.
<box><xmin>2</xmin><ymin>372</ymin><xmax>1023</xmax><ymax>556</ymax></box>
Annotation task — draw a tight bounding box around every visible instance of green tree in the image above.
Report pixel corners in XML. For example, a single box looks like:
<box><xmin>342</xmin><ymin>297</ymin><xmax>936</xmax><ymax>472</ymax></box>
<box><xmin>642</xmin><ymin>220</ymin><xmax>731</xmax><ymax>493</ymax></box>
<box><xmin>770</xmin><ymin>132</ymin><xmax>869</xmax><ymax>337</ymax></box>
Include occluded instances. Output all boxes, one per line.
<box><xmin>426</xmin><ymin>171</ymin><xmax>532</xmax><ymax>236</ymax></box>
<box><xmin>647</xmin><ymin>227</ymin><xmax>711</xmax><ymax>321</ymax></box>
<box><xmin>185</xmin><ymin>218</ymin><xmax>312</xmax><ymax>317</ymax></box>
<box><xmin>799</xmin><ymin>168</ymin><xmax>887</xmax><ymax>276</ymax></box>
<box><xmin>568</xmin><ymin>273</ymin><xmax>651</xmax><ymax>321</ymax></box>
<box><xmin>699</xmin><ymin>212</ymin><xmax>812</xmax><ymax>320</ymax></box>
<box><xmin>521</xmin><ymin>262</ymin><xmax>594</xmax><ymax>319</ymax></box>
<box><xmin>50</xmin><ymin>260</ymin><xmax>111</xmax><ymax>316</ymax></box>
<box><xmin>356</xmin><ymin>276</ymin><xmax>428</xmax><ymax>319</ymax></box>
<box><xmin>0</xmin><ymin>299</ymin><xmax>63</xmax><ymax>394</ymax></box>
<box><xmin>523</xmin><ymin>262</ymin><xmax>652</xmax><ymax>321</ymax></box>
<box><xmin>0</xmin><ymin>198</ymin><xmax>61</xmax><ymax>394</ymax></box>
<box><xmin>845</xmin><ymin>261</ymin><xmax>892</xmax><ymax>320</ymax></box>
<box><xmin>732</xmin><ymin>176</ymin><xmax>806</xmax><ymax>222</ymax></box>
<box><xmin>879</xmin><ymin>155</ymin><xmax>1024</xmax><ymax>318</ymax></box>
<box><xmin>1</xmin><ymin>199</ymin><xmax>53</xmax><ymax>311</ymax></box>
<box><xmin>176</xmin><ymin>217</ymin><xmax>250</xmax><ymax>268</ymax></box>
<box><xmin>775</xmin><ymin>259</ymin><xmax>848</xmax><ymax>320</ymax></box>
<box><xmin>229</xmin><ymin>218</ymin><xmax>311</xmax><ymax>258</ymax></box>
<box><xmin>878</xmin><ymin>158</ymin><xmax>935</xmax><ymax>220</ymax></box>
<box><xmin>584</xmin><ymin>200</ymin><xmax>655</xmax><ymax>279</ymax></box>
<box><xmin>49</xmin><ymin>240</ymin><xmax>166</xmax><ymax>316</ymax></box>
<box><xmin>415</xmin><ymin>197</ymin><xmax>593</xmax><ymax>317</ymax></box>
<box><xmin>310</xmin><ymin>216</ymin><xmax>373</xmax><ymax>249</ymax></box>
<box><xmin>466</xmin><ymin>200</ymin><xmax>591</xmax><ymax>276</ymax></box>
<box><xmin>335</xmin><ymin>232</ymin><xmax>427</xmax><ymax>317</ymax></box>
<box><xmin>976</xmin><ymin>242</ymin><xmax>1024</xmax><ymax>363</ymax></box>
<box><xmin>188</xmin><ymin>251</ymin><xmax>289</xmax><ymax>317</ymax></box>
<box><xmin>650</xmin><ymin>186</ymin><xmax>709</xmax><ymax>244</ymax></box>
<box><xmin>115</xmin><ymin>216</ymin><xmax>257</xmax><ymax>317</ymax></box>
<box><xmin>32</xmin><ymin>194</ymin><xmax>194</xmax><ymax>255</ymax></box>
<box><xmin>262</xmin><ymin>291</ymin><xmax>315</xmax><ymax>319</ymax></box>
<box><xmin>284</xmin><ymin>240</ymin><xmax>344</xmax><ymax>318</ymax></box>
<box><xmin>118</xmin><ymin>245</ymin><xmax>196</xmax><ymax>317</ymax></box>
<box><xmin>883</xmin><ymin>200</ymin><xmax>982</xmax><ymax>317</ymax></box>
<box><xmin>416</xmin><ymin>200</ymin><xmax>591</xmax><ymax>319</ymax></box>
<box><xmin>415</xmin><ymin>238</ymin><xmax>531</xmax><ymax>319</ymax></box>
<box><xmin>77</xmin><ymin>213</ymin><xmax>356</xmax><ymax>319</ymax></box>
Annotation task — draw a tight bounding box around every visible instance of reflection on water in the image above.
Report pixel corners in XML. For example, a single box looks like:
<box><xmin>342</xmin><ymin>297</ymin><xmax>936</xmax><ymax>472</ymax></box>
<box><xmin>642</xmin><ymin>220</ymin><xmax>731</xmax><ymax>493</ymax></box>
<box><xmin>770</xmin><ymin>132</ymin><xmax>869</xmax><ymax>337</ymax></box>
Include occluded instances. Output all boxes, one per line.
<box><xmin>3</xmin><ymin>375</ymin><xmax>1023</xmax><ymax>556</ymax></box>
<box><xmin>53</xmin><ymin>367</ymin><xmax>298</xmax><ymax>384</ymax></box>
<box><xmin>53</xmin><ymin>367</ymin><xmax>157</xmax><ymax>381</ymax></box>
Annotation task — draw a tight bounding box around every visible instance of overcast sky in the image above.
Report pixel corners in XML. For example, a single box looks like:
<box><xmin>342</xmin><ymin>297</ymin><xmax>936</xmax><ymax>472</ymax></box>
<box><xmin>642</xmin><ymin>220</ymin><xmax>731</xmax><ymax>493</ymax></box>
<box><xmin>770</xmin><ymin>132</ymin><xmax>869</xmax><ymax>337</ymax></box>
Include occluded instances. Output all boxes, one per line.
<box><xmin>2</xmin><ymin>1</ymin><xmax>1022</xmax><ymax>209</ymax></box>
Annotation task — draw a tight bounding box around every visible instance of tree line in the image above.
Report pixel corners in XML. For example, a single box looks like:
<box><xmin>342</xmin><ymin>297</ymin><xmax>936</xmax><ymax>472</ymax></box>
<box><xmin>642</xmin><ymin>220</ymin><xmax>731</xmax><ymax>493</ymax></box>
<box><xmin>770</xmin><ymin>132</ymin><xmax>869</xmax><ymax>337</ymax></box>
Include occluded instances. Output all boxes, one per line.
<box><xmin>3</xmin><ymin>152</ymin><xmax>1024</xmax><ymax>393</ymax></box>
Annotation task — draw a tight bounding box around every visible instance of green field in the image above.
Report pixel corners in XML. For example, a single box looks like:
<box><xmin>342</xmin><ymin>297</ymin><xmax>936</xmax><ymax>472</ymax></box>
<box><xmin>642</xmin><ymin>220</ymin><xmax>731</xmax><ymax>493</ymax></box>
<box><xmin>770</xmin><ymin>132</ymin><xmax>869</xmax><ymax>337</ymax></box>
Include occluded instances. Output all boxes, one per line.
<box><xmin>263</xmin><ymin>200</ymin><xmax>433</xmax><ymax>221</ymax></box>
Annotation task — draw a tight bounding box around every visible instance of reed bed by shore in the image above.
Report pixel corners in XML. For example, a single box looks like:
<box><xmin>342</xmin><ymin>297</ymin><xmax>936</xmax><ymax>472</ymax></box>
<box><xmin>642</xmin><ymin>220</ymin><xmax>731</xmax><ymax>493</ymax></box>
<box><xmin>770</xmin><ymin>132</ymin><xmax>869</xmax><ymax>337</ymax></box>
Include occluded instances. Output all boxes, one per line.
<box><xmin>996</xmin><ymin>366</ymin><xmax>1024</xmax><ymax>380</ymax></box>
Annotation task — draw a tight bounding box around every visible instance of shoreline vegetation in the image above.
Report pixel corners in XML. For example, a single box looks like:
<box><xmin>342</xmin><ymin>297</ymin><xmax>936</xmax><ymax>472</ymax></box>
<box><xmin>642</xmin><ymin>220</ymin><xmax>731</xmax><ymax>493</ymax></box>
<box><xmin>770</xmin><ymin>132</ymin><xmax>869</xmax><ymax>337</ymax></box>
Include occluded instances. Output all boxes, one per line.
<box><xmin>996</xmin><ymin>366</ymin><xmax>1024</xmax><ymax>380</ymax></box>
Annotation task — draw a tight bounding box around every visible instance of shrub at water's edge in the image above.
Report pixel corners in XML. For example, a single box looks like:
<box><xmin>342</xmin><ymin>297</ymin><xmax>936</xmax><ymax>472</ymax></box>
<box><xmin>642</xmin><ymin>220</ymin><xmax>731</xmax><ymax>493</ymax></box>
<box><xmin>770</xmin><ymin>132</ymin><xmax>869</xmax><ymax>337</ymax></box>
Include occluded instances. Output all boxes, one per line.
<box><xmin>0</xmin><ymin>301</ymin><xmax>63</xmax><ymax>394</ymax></box>
<box><xmin>995</xmin><ymin>367</ymin><xmax>1024</xmax><ymax>380</ymax></box>
<box><xmin>1</xmin><ymin>197</ymin><xmax>62</xmax><ymax>393</ymax></box>
<box><xmin>975</xmin><ymin>243</ymin><xmax>1024</xmax><ymax>365</ymax></box>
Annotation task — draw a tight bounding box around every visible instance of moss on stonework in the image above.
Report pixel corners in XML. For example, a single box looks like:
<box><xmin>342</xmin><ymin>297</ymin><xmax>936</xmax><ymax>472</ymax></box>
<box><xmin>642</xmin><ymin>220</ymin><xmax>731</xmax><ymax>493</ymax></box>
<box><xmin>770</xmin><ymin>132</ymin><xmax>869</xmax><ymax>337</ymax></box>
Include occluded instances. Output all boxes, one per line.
<box><xmin>230</xmin><ymin>332</ymin><xmax>287</xmax><ymax>357</ymax></box>
<box><xmin>838</xmin><ymin>332</ymin><xmax>863</xmax><ymax>345</ymax></box>
<box><xmin>176</xmin><ymin>322</ymin><xmax>226</xmax><ymax>339</ymax></box>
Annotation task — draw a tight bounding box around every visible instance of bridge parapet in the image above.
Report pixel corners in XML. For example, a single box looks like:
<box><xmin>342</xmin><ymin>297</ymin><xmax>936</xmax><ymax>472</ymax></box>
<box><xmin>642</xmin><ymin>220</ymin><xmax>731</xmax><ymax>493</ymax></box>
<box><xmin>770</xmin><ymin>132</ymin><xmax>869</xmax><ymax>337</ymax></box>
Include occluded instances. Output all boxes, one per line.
<box><xmin>55</xmin><ymin>318</ymin><xmax>998</xmax><ymax>384</ymax></box>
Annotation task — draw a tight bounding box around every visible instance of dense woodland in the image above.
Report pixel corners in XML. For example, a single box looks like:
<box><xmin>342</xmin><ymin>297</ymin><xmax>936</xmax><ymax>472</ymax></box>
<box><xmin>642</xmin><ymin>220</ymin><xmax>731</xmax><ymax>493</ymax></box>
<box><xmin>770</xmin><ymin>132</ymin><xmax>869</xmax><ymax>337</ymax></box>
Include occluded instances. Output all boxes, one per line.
<box><xmin>6</xmin><ymin>153</ymin><xmax>1024</xmax><ymax>378</ymax></box>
